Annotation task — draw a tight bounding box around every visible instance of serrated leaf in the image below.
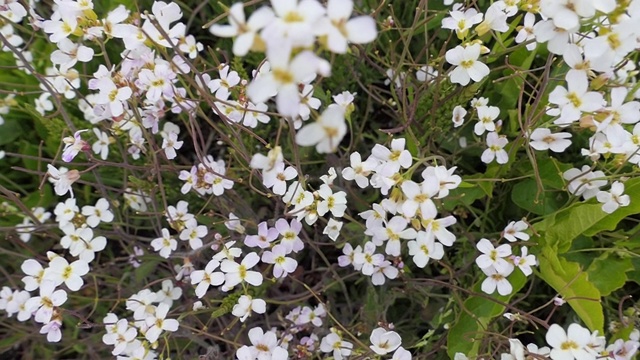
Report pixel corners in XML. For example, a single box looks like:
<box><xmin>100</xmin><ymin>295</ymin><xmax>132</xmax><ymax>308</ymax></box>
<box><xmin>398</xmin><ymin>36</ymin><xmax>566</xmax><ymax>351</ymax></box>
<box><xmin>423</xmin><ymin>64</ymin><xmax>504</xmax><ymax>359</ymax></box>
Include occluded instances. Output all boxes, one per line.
<box><xmin>447</xmin><ymin>271</ymin><xmax>526</xmax><ymax>358</ymax></box>
<box><xmin>586</xmin><ymin>253</ymin><xmax>631</xmax><ymax>296</ymax></box>
<box><xmin>537</xmin><ymin>247</ymin><xmax>603</xmax><ymax>332</ymax></box>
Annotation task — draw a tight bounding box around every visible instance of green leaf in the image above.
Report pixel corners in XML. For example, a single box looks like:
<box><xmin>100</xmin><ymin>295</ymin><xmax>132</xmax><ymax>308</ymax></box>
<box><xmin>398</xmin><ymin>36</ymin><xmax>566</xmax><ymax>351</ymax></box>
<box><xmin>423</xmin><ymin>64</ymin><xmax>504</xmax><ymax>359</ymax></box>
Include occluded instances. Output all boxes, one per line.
<box><xmin>535</xmin><ymin>178</ymin><xmax>640</xmax><ymax>253</ymax></box>
<box><xmin>586</xmin><ymin>253</ymin><xmax>631</xmax><ymax>296</ymax></box>
<box><xmin>447</xmin><ymin>270</ymin><xmax>526</xmax><ymax>358</ymax></box>
<box><xmin>511</xmin><ymin>179</ymin><xmax>566</xmax><ymax>215</ymax></box>
<box><xmin>625</xmin><ymin>258</ymin><xmax>640</xmax><ymax>286</ymax></box>
<box><xmin>0</xmin><ymin>119</ymin><xmax>22</xmax><ymax>146</ymax></box>
<box><xmin>537</xmin><ymin>247</ymin><xmax>603</xmax><ymax>332</ymax></box>
<box><xmin>536</xmin><ymin>202</ymin><xmax>607</xmax><ymax>253</ymax></box>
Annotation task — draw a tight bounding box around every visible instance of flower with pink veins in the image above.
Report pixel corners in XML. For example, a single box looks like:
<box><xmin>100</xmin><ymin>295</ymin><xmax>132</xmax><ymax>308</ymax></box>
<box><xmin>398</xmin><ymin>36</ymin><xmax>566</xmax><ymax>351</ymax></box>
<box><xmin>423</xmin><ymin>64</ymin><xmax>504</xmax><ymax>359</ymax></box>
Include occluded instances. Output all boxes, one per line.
<box><xmin>244</xmin><ymin>221</ymin><xmax>279</xmax><ymax>249</ymax></box>
<box><xmin>62</xmin><ymin>129</ymin><xmax>90</xmax><ymax>162</ymax></box>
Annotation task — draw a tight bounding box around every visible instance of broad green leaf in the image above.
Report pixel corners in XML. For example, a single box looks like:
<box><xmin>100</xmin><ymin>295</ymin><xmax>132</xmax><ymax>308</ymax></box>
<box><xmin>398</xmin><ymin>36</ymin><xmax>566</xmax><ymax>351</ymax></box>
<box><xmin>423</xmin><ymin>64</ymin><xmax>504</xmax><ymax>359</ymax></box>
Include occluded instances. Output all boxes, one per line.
<box><xmin>536</xmin><ymin>178</ymin><xmax>640</xmax><ymax>253</ymax></box>
<box><xmin>537</xmin><ymin>247</ymin><xmax>603</xmax><ymax>332</ymax></box>
<box><xmin>537</xmin><ymin>202</ymin><xmax>607</xmax><ymax>253</ymax></box>
<box><xmin>0</xmin><ymin>119</ymin><xmax>22</xmax><ymax>146</ymax></box>
<box><xmin>627</xmin><ymin>258</ymin><xmax>640</xmax><ymax>286</ymax></box>
<box><xmin>586</xmin><ymin>253</ymin><xmax>631</xmax><ymax>296</ymax></box>
<box><xmin>511</xmin><ymin>179</ymin><xmax>566</xmax><ymax>215</ymax></box>
<box><xmin>447</xmin><ymin>271</ymin><xmax>526</xmax><ymax>358</ymax></box>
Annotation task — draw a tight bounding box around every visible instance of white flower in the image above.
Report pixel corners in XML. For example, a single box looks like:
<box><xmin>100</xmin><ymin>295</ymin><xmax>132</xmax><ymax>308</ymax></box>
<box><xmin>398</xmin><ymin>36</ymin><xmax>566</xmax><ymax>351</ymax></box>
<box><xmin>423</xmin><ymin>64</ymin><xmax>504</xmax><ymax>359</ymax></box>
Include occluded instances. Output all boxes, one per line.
<box><xmin>371</xmin><ymin>138</ymin><xmax>412</xmax><ymax>173</ymax></box>
<box><xmin>296</xmin><ymin>104</ymin><xmax>347</xmax><ymax>153</ymax></box>
<box><xmin>502</xmin><ymin>221</ymin><xmax>529</xmax><ymax>242</ymax></box>
<box><xmin>563</xmin><ymin>166</ymin><xmax>607</xmax><ymax>199</ymax></box>
<box><xmin>151</xmin><ymin>228</ymin><xmax>177</xmax><ymax>258</ymax></box>
<box><xmin>481</xmin><ymin>132</ymin><xmax>509</xmax><ymax>164</ymax></box>
<box><xmin>315</xmin><ymin>0</ymin><xmax>377</xmax><ymax>54</ymax></box>
<box><xmin>220</xmin><ymin>252</ymin><xmax>263</xmax><ymax>289</ymax></box>
<box><xmin>422</xmin><ymin>165</ymin><xmax>462</xmax><ymax>199</ymax></box>
<box><xmin>354</xmin><ymin>241</ymin><xmax>384</xmax><ymax>276</ymax></box>
<box><xmin>261</xmin><ymin>244</ymin><xmax>298</xmax><ymax>279</ymax></box>
<box><xmin>247</xmin><ymin>40</ymin><xmax>330</xmax><ymax>118</ymax></box>
<box><xmin>316</xmin><ymin>184</ymin><xmax>347</xmax><ymax>217</ymax></box>
<box><xmin>320</xmin><ymin>332</ymin><xmax>353</xmax><ymax>360</ymax></box>
<box><xmin>515</xmin><ymin>12</ymin><xmax>537</xmax><ymax>50</ymax></box>
<box><xmin>441</xmin><ymin>8</ymin><xmax>483</xmax><ymax>38</ymax></box>
<box><xmin>41</xmin><ymin>318</ymin><xmax>63</xmax><ymax>343</ymax></box>
<box><xmin>596</xmin><ymin>181</ymin><xmax>630</xmax><ymax>214</ymax></box>
<box><xmin>372</xmin><ymin>260</ymin><xmax>399</xmax><ymax>285</ymax></box>
<box><xmin>476</xmin><ymin>2</ymin><xmax>509</xmax><ymax>35</ymax></box>
<box><xmin>144</xmin><ymin>303</ymin><xmax>179</xmax><ymax>343</ymax></box>
<box><xmin>407</xmin><ymin>231</ymin><xmax>444</xmax><ymax>268</ymax></box>
<box><xmin>545</xmin><ymin>323</ymin><xmax>595</xmax><ymax>360</ymax></box>
<box><xmin>231</xmin><ymin>295</ymin><xmax>266</xmax><ymax>322</ymax></box>
<box><xmin>81</xmin><ymin>198</ymin><xmax>114</xmax><ymax>227</ymax></box>
<box><xmin>50</xmin><ymin>38</ymin><xmax>94</xmax><ymax>72</ymax></box>
<box><xmin>476</xmin><ymin>238</ymin><xmax>512</xmax><ymax>273</ymax></box>
<box><xmin>416</xmin><ymin>65</ymin><xmax>438</xmax><ymax>83</ymax></box>
<box><xmin>43</xmin><ymin>257</ymin><xmax>89</xmax><ymax>292</ymax></box>
<box><xmin>323</xmin><ymin>218</ymin><xmax>343</xmax><ymax>241</ymax></box>
<box><xmin>155</xmin><ymin>279</ymin><xmax>182</xmax><ymax>306</ymax></box>
<box><xmin>179</xmin><ymin>221</ymin><xmax>207</xmax><ymax>250</ymax></box>
<box><xmin>529</xmin><ymin>128</ymin><xmax>573</xmax><ymax>152</ymax></box>
<box><xmin>400</xmin><ymin>180</ymin><xmax>439</xmax><ymax>219</ymax></box>
<box><xmin>512</xmin><ymin>246</ymin><xmax>537</xmax><ymax>276</ymax></box>
<box><xmin>392</xmin><ymin>346</ymin><xmax>413</xmax><ymax>360</ymax></box>
<box><xmin>422</xmin><ymin>216</ymin><xmax>457</xmax><ymax>247</ymax></box>
<box><xmin>91</xmin><ymin>128</ymin><xmax>111</xmax><ymax>160</ymax></box>
<box><xmin>369</xmin><ymin>327</ymin><xmax>402</xmax><ymax>355</ymax></box>
<box><xmin>548</xmin><ymin>70</ymin><xmax>605</xmax><ymax>125</ymax></box>
<box><xmin>475</xmin><ymin>105</ymin><xmax>500</xmax><ymax>135</ymax></box>
<box><xmin>47</xmin><ymin>165</ymin><xmax>80</xmax><ymax>197</ymax></box>
<box><xmin>452</xmin><ymin>105</ymin><xmax>467</xmax><ymax>127</ymax></box>
<box><xmin>373</xmin><ymin>216</ymin><xmax>417</xmax><ymax>256</ymax></box>
<box><xmin>342</xmin><ymin>151</ymin><xmax>376</xmax><ymax>188</ymax></box>
<box><xmin>21</xmin><ymin>259</ymin><xmax>45</xmax><ymax>291</ymax></box>
<box><xmin>190</xmin><ymin>259</ymin><xmax>224</xmax><ymax>298</ymax></box>
<box><xmin>161</xmin><ymin>132</ymin><xmax>183</xmax><ymax>160</ymax></box>
<box><xmin>24</xmin><ymin>280</ymin><xmax>67</xmax><ymax>323</ymax></box>
<box><xmin>446</xmin><ymin>44</ymin><xmax>490</xmax><ymax>86</ymax></box>
<box><xmin>481</xmin><ymin>266</ymin><xmax>514</xmax><ymax>296</ymax></box>
<box><xmin>209</xmin><ymin>3</ymin><xmax>274</xmax><ymax>56</ymax></box>
<box><xmin>103</xmin><ymin>318</ymin><xmax>137</xmax><ymax>355</ymax></box>
<box><xmin>262</xmin><ymin>0</ymin><xmax>325</xmax><ymax>48</ymax></box>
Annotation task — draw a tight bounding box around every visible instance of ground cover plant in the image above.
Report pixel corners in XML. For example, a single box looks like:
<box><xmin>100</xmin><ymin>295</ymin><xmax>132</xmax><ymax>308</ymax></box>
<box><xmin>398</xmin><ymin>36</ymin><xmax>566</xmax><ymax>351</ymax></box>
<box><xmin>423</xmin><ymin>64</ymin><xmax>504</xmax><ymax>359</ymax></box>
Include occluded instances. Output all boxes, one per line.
<box><xmin>1</xmin><ymin>0</ymin><xmax>640</xmax><ymax>359</ymax></box>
